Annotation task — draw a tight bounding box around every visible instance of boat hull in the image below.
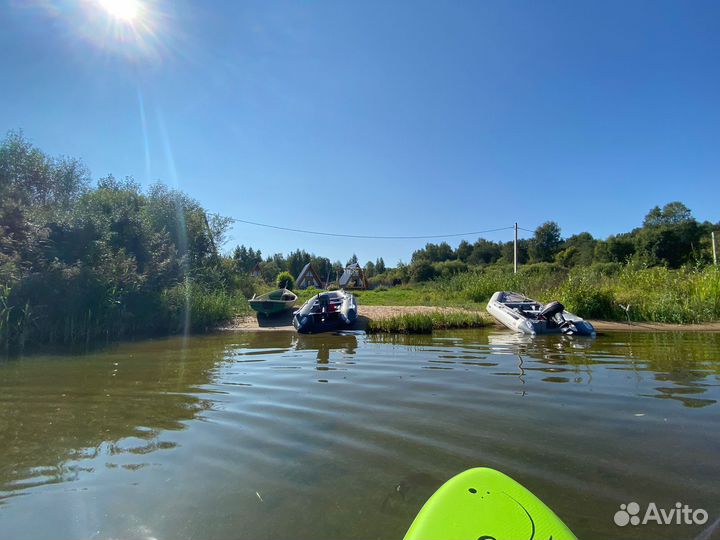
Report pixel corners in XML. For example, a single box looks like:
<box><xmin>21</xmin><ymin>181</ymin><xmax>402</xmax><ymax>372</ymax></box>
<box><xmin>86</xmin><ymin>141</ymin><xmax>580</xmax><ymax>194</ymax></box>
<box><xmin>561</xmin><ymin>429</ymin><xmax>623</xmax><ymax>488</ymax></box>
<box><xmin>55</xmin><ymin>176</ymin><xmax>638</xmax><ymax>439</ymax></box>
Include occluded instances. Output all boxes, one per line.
<box><xmin>249</xmin><ymin>288</ymin><xmax>297</xmax><ymax>316</ymax></box>
<box><xmin>249</xmin><ymin>300</ymin><xmax>294</xmax><ymax>316</ymax></box>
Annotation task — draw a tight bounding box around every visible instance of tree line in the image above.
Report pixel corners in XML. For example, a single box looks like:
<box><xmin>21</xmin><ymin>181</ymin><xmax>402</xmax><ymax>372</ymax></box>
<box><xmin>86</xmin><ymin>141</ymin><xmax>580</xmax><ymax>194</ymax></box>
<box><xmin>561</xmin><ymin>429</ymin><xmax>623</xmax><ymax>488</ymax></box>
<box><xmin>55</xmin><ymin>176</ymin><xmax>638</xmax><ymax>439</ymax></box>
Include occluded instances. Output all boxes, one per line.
<box><xmin>233</xmin><ymin>203</ymin><xmax>717</xmax><ymax>287</ymax></box>
<box><xmin>1</xmin><ymin>132</ymin><xmax>239</xmax><ymax>351</ymax></box>
<box><xmin>1</xmin><ymin>131</ymin><xmax>718</xmax><ymax>350</ymax></box>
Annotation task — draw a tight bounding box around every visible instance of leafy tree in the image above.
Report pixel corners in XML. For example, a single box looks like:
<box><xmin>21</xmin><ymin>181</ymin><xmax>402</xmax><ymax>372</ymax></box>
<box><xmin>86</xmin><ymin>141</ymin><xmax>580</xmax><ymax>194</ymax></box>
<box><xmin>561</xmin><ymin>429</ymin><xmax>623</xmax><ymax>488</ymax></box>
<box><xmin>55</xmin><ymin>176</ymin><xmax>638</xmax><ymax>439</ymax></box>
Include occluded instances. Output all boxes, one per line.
<box><xmin>643</xmin><ymin>201</ymin><xmax>693</xmax><ymax>227</ymax></box>
<box><xmin>375</xmin><ymin>257</ymin><xmax>386</xmax><ymax>274</ymax></box>
<box><xmin>310</xmin><ymin>256</ymin><xmax>332</xmax><ymax>282</ymax></box>
<box><xmin>499</xmin><ymin>239</ymin><xmax>528</xmax><ymax>265</ymax></box>
<box><xmin>412</xmin><ymin>242</ymin><xmax>454</xmax><ymax>263</ymax></box>
<box><xmin>468</xmin><ymin>239</ymin><xmax>502</xmax><ymax>265</ymax></box>
<box><xmin>529</xmin><ymin>221</ymin><xmax>563</xmax><ymax>263</ymax></box>
<box><xmin>556</xmin><ymin>232</ymin><xmax>596</xmax><ymax>267</ymax></box>
<box><xmin>346</xmin><ymin>253</ymin><xmax>358</xmax><ymax>266</ymax></box>
<box><xmin>287</xmin><ymin>249</ymin><xmax>312</xmax><ymax>278</ymax></box>
<box><xmin>260</xmin><ymin>260</ymin><xmax>281</xmax><ymax>283</ymax></box>
<box><xmin>456</xmin><ymin>240</ymin><xmax>473</xmax><ymax>262</ymax></box>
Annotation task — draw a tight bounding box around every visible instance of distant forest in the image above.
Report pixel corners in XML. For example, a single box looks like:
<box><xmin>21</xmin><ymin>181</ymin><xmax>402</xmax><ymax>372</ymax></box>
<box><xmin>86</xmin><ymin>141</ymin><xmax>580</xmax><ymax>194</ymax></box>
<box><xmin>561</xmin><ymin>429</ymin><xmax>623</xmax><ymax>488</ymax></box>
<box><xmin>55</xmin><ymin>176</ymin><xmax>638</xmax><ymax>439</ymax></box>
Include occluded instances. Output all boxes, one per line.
<box><xmin>233</xmin><ymin>201</ymin><xmax>719</xmax><ymax>286</ymax></box>
<box><xmin>1</xmin><ymin>131</ymin><xmax>718</xmax><ymax>350</ymax></box>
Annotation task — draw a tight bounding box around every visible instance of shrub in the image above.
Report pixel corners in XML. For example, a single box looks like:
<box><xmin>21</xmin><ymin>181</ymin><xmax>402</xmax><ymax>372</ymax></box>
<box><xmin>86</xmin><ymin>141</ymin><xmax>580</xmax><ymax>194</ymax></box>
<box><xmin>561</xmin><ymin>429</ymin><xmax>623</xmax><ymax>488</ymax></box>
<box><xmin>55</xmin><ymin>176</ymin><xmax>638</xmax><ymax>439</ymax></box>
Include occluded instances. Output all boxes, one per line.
<box><xmin>555</xmin><ymin>269</ymin><xmax>617</xmax><ymax>319</ymax></box>
<box><xmin>410</xmin><ymin>260</ymin><xmax>436</xmax><ymax>282</ymax></box>
<box><xmin>276</xmin><ymin>271</ymin><xmax>295</xmax><ymax>290</ymax></box>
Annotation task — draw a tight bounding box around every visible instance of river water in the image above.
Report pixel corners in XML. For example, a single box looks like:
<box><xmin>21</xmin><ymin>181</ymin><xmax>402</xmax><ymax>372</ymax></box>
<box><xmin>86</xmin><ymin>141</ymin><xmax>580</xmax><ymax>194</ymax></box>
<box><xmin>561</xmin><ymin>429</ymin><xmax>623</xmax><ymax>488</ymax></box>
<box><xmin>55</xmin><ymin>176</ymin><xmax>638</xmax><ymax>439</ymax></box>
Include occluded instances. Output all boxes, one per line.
<box><xmin>0</xmin><ymin>329</ymin><xmax>718</xmax><ymax>539</ymax></box>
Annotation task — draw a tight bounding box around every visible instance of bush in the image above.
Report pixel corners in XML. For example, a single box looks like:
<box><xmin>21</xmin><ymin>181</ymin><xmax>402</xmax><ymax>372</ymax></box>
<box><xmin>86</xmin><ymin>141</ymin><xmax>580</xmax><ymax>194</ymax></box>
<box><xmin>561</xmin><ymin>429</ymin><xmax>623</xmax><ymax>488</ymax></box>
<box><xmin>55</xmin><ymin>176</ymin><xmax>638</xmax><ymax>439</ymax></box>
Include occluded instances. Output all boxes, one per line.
<box><xmin>433</xmin><ymin>260</ymin><xmax>468</xmax><ymax>278</ymax></box>
<box><xmin>555</xmin><ymin>269</ymin><xmax>618</xmax><ymax>319</ymax></box>
<box><xmin>410</xmin><ymin>260</ymin><xmax>436</xmax><ymax>282</ymax></box>
<box><xmin>276</xmin><ymin>271</ymin><xmax>295</xmax><ymax>290</ymax></box>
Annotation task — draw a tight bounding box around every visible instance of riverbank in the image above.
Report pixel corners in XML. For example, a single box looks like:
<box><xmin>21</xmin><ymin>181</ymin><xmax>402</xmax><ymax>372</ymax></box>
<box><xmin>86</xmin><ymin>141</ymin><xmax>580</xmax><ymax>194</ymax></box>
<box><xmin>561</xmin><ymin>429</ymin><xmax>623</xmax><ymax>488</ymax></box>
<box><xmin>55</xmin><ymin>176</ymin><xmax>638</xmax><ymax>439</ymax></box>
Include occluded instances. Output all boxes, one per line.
<box><xmin>220</xmin><ymin>305</ymin><xmax>487</xmax><ymax>333</ymax></box>
<box><xmin>220</xmin><ymin>306</ymin><xmax>720</xmax><ymax>333</ymax></box>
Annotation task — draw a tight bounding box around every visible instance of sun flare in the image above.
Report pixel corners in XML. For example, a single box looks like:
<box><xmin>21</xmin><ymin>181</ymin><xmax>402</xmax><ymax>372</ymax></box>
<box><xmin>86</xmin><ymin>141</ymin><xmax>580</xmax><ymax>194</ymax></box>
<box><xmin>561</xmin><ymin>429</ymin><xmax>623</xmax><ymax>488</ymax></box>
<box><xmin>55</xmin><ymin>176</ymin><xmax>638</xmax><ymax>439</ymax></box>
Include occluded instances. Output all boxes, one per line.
<box><xmin>98</xmin><ymin>0</ymin><xmax>140</xmax><ymax>22</ymax></box>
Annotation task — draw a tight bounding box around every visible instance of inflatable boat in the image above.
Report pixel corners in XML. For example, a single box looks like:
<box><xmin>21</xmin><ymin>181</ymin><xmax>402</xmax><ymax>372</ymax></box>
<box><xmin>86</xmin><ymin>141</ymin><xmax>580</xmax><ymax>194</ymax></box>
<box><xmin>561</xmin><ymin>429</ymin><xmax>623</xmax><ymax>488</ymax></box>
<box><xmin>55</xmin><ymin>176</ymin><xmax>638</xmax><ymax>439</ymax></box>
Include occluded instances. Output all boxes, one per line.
<box><xmin>292</xmin><ymin>290</ymin><xmax>358</xmax><ymax>334</ymax></box>
<box><xmin>486</xmin><ymin>291</ymin><xmax>595</xmax><ymax>336</ymax></box>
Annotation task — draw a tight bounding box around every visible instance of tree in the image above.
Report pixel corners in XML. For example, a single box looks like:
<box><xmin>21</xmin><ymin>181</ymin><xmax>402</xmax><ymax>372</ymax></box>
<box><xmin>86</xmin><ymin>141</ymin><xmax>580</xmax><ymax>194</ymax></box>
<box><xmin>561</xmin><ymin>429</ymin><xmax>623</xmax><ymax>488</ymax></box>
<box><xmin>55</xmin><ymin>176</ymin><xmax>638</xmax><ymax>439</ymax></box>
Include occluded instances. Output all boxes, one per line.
<box><xmin>260</xmin><ymin>260</ymin><xmax>281</xmax><ymax>283</ymax></box>
<box><xmin>364</xmin><ymin>260</ymin><xmax>376</xmax><ymax>278</ymax></box>
<box><xmin>287</xmin><ymin>249</ymin><xmax>311</xmax><ymax>278</ymax></box>
<box><xmin>375</xmin><ymin>257</ymin><xmax>386</xmax><ymax>274</ymax></box>
<box><xmin>346</xmin><ymin>253</ymin><xmax>358</xmax><ymax>266</ymax></box>
<box><xmin>529</xmin><ymin>221</ymin><xmax>563</xmax><ymax>263</ymax></box>
<box><xmin>643</xmin><ymin>202</ymin><xmax>693</xmax><ymax>227</ymax></box>
<box><xmin>456</xmin><ymin>240</ymin><xmax>472</xmax><ymax>262</ymax></box>
<box><xmin>500</xmin><ymin>239</ymin><xmax>529</xmax><ymax>264</ymax></box>
<box><xmin>412</xmin><ymin>242</ymin><xmax>454</xmax><ymax>263</ymax></box>
<box><xmin>232</xmin><ymin>244</ymin><xmax>262</xmax><ymax>272</ymax></box>
<box><xmin>468</xmin><ymin>239</ymin><xmax>502</xmax><ymax>265</ymax></box>
<box><xmin>556</xmin><ymin>232</ymin><xmax>596</xmax><ymax>267</ymax></box>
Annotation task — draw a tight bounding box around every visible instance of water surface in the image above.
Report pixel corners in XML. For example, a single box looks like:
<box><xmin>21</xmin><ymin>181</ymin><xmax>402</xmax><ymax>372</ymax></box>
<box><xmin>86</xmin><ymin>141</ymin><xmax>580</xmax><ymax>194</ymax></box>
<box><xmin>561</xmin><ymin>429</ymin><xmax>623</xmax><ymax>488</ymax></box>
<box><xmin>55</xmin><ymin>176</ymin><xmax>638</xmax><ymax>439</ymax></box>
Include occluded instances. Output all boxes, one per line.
<box><xmin>1</xmin><ymin>330</ymin><xmax>719</xmax><ymax>539</ymax></box>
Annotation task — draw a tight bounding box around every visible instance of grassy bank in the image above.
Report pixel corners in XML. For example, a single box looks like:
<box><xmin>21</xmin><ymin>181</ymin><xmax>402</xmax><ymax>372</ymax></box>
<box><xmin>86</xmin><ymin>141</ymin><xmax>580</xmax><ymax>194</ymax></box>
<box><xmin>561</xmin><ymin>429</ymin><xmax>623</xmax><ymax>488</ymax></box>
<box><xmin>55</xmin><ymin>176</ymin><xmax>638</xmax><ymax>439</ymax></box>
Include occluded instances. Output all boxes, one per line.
<box><xmin>294</xmin><ymin>264</ymin><xmax>720</xmax><ymax>325</ymax></box>
<box><xmin>444</xmin><ymin>263</ymin><xmax>720</xmax><ymax>324</ymax></box>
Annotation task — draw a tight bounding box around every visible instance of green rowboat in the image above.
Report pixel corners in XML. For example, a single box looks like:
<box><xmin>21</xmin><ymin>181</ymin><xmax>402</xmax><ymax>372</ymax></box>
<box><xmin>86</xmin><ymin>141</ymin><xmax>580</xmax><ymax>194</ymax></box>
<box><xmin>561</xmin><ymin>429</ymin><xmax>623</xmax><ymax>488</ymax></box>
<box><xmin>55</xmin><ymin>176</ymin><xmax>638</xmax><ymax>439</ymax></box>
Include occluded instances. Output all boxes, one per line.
<box><xmin>249</xmin><ymin>288</ymin><xmax>298</xmax><ymax>316</ymax></box>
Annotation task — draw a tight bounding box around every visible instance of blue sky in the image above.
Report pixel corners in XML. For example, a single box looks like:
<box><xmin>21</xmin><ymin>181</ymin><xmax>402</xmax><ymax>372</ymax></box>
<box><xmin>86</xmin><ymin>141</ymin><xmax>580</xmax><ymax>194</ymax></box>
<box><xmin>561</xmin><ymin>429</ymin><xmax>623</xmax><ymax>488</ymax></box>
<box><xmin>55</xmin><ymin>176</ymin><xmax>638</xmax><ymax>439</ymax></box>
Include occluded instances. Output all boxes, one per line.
<box><xmin>2</xmin><ymin>0</ymin><xmax>718</xmax><ymax>264</ymax></box>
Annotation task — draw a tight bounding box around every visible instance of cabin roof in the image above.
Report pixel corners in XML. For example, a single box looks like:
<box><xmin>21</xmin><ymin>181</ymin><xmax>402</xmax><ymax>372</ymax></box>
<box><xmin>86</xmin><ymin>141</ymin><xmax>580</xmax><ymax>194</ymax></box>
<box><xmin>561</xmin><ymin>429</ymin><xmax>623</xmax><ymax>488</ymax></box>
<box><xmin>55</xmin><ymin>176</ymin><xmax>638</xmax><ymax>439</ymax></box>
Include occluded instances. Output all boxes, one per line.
<box><xmin>296</xmin><ymin>263</ymin><xmax>323</xmax><ymax>288</ymax></box>
<box><xmin>339</xmin><ymin>263</ymin><xmax>368</xmax><ymax>289</ymax></box>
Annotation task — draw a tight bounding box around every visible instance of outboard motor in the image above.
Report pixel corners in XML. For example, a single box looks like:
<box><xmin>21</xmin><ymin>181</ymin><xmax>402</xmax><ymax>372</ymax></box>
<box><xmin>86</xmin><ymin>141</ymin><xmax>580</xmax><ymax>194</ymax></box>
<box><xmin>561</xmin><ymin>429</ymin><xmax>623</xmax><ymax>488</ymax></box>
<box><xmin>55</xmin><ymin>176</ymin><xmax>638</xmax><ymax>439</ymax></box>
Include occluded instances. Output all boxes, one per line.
<box><xmin>540</xmin><ymin>301</ymin><xmax>577</xmax><ymax>334</ymax></box>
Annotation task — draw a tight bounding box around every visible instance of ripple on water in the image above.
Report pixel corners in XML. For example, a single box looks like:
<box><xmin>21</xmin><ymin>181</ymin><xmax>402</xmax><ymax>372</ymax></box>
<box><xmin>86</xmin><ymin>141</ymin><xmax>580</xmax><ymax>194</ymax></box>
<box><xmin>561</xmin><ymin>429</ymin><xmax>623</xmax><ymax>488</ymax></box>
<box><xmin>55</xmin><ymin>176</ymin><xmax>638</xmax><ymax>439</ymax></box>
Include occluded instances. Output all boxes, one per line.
<box><xmin>0</xmin><ymin>330</ymin><xmax>718</xmax><ymax>540</ymax></box>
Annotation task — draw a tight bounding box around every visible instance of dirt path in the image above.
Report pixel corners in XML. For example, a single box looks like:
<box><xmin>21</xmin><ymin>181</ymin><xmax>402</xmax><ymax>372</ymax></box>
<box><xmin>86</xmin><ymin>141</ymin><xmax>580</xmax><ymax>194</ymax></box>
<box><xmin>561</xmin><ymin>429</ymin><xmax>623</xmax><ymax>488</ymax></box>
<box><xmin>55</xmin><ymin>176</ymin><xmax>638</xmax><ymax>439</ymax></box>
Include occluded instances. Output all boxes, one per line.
<box><xmin>219</xmin><ymin>305</ymin><xmax>483</xmax><ymax>332</ymax></box>
<box><xmin>588</xmin><ymin>320</ymin><xmax>720</xmax><ymax>333</ymax></box>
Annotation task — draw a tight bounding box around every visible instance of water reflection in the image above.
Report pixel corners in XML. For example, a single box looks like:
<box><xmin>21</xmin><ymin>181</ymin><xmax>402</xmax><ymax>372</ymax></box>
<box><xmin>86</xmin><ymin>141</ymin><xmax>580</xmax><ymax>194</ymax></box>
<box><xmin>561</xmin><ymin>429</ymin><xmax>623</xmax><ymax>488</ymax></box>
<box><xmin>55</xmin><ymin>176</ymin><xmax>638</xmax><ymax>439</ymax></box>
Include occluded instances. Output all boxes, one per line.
<box><xmin>0</xmin><ymin>330</ymin><xmax>718</xmax><ymax>539</ymax></box>
<box><xmin>295</xmin><ymin>332</ymin><xmax>358</xmax><ymax>364</ymax></box>
<box><xmin>0</xmin><ymin>338</ymin><xmax>222</xmax><ymax>498</ymax></box>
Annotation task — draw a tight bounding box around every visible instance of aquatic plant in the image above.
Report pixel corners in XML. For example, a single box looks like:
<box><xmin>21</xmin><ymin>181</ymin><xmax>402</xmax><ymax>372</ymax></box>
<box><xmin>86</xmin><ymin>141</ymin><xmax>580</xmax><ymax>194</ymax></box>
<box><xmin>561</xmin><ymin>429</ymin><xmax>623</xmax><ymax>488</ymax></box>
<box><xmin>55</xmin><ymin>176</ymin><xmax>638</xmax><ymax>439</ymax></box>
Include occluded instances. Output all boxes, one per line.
<box><xmin>367</xmin><ymin>312</ymin><xmax>489</xmax><ymax>334</ymax></box>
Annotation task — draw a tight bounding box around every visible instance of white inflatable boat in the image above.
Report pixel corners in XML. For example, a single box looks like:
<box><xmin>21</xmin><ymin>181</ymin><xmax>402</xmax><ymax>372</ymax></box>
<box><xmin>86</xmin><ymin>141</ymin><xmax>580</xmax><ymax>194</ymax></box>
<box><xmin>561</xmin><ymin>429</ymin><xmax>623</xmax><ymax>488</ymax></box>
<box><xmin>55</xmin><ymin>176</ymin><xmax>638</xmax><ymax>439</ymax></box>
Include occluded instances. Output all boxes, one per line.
<box><xmin>486</xmin><ymin>291</ymin><xmax>596</xmax><ymax>336</ymax></box>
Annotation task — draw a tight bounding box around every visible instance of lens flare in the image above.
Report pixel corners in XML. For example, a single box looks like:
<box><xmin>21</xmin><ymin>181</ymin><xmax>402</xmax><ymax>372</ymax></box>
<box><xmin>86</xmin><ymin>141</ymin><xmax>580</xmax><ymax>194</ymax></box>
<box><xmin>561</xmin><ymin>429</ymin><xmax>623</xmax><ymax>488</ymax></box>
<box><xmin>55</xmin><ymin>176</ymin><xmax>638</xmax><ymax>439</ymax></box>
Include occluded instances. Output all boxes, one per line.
<box><xmin>98</xmin><ymin>0</ymin><xmax>140</xmax><ymax>22</ymax></box>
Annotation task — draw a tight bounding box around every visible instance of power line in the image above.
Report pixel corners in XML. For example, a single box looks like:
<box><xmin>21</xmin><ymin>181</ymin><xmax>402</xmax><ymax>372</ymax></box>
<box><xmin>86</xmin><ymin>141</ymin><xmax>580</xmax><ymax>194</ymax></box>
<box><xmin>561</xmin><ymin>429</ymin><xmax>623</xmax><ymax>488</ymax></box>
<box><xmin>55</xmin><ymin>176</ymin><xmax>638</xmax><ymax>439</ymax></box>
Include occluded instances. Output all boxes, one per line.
<box><xmin>229</xmin><ymin>217</ymin><xmax>515</xmax><ymax>240</ymax></box>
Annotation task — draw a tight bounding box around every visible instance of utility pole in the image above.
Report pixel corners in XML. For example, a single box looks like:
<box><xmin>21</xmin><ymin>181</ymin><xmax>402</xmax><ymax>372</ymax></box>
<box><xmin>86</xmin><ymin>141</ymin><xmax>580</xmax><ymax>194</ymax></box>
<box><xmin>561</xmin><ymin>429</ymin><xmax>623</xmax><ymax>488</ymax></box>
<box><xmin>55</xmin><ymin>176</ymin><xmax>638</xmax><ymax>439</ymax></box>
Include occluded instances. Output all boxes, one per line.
<box><xmin>712</xmin><ymin>231</ymin><xmax>718</xmax><ymax>266</ymax></box>
<box><xmin>514</xmin><ymin>222</ymin><xmax>518</xmax><ymax>274</ymax></box>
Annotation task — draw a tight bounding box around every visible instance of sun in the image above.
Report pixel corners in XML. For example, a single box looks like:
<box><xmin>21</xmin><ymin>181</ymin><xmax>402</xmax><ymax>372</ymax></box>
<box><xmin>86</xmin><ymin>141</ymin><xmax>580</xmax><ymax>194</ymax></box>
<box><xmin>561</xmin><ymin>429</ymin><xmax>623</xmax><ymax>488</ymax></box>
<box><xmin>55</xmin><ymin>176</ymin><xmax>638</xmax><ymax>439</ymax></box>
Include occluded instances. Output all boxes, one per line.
<box><xmin>98</xmin><ymin>0</ymin><xmax>141</xmax><ymax>22</ymax></box>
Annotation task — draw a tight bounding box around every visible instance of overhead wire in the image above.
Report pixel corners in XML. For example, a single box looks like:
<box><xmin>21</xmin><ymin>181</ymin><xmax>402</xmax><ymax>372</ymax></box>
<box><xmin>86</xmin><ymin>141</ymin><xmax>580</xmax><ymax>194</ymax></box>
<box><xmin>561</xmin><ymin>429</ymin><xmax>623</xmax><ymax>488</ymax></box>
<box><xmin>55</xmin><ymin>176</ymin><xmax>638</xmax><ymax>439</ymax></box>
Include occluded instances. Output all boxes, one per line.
<box><xmin>228</xmin><ymin>217</ymin><xmax>516</xmax><ymax>240</ymax></box>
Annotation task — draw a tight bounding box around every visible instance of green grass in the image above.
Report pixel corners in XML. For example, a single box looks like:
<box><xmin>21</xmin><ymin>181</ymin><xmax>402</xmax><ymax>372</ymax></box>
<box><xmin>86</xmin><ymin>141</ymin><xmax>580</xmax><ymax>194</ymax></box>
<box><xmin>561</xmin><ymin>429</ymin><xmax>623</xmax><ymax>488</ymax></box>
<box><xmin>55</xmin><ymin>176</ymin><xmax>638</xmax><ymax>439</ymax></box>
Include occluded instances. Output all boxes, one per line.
<box><xmin>294</xmin><ymin>264</ymin><xmax>720</xmax><ymax>325</ymax></box>
<box><xmin>294</xmin><ymin>284</ymin><xmax>478</xmax><ymax>308</ymax></box>
<box><xmin>161</xmin><ymin>280</ymin><xmax>251</xmax><ymax>333</ymax></box>
<box><xmin>367</xmin><ymin>312</ymin><xmax>490</xmax><ymax>334</ymax></box>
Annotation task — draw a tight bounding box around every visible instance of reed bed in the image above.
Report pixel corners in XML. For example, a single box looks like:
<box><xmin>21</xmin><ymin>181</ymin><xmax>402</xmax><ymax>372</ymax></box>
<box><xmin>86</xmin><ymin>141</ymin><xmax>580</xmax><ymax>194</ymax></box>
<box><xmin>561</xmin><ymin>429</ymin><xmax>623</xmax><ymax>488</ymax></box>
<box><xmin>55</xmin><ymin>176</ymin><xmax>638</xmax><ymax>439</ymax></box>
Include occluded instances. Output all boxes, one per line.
<box><xmin>367</xmin><ymin>312</ymin><xmax>489</xmax><ymax>334</ymax></box>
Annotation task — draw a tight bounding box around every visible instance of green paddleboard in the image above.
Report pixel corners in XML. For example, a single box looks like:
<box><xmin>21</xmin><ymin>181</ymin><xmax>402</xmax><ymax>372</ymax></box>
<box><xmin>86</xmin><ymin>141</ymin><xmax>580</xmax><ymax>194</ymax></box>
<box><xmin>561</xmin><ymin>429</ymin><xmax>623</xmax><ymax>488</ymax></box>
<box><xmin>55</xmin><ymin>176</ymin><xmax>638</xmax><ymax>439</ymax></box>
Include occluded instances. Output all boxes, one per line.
<box><xmin>404</xmin><ymin>468</ymin><xmax>576</xmax><ymax>540</ymax></box>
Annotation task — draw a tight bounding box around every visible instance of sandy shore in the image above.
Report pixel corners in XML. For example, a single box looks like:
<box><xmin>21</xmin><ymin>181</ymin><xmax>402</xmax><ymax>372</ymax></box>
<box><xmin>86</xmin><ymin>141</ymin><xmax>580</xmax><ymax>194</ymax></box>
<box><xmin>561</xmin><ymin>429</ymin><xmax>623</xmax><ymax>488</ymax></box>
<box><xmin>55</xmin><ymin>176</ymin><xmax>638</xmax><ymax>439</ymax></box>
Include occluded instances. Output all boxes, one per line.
<box><xmin>588</xmin><ymin>320</ymin><xmax>720</xmax><ymax>333</ymax></box>
<box><xmin>219</xmin><ymin>305</ymin><xmax>720</xmax><ymax>333</ymax></box>
<box><xmin>219</xmin><ymin>305</ymin><xmax>481</xmax><ymax>332</ymax></box>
